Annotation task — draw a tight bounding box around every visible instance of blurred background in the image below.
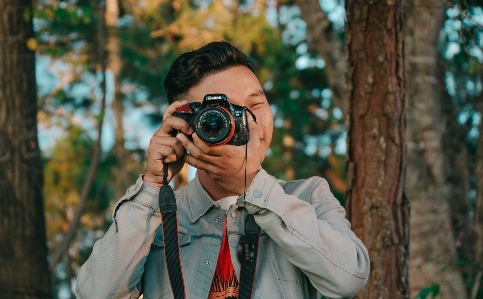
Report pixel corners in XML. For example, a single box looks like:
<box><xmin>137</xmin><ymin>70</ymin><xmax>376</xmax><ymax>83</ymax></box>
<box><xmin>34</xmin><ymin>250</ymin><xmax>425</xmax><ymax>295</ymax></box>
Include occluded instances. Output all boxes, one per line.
<box><xmin>1</xmin><ymin>0</ymin><xmax>483</xmax><ymax>298</ymax></box>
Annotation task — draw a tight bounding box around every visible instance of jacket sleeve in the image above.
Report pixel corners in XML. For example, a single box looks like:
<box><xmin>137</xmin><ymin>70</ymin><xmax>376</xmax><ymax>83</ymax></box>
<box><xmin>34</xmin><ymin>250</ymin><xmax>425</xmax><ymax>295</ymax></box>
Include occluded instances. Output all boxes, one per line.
<box><xmin>240</xmin><ymin>169</ymin><xmax>370</xmax><ymax>299</ymax></box>
<box><xmin>75</xmin><ymin>176</ymin><xmax>161</xmax><ymax>299</ymax></box>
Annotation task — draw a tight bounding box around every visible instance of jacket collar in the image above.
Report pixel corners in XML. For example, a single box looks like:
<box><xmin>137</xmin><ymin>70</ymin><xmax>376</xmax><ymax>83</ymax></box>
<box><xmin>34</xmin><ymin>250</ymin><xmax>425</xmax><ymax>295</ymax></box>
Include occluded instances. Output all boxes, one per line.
<box><xmin>185</xmin><ymin>172</ymin><xmax>216</xmax><ymax>224</ymax></box>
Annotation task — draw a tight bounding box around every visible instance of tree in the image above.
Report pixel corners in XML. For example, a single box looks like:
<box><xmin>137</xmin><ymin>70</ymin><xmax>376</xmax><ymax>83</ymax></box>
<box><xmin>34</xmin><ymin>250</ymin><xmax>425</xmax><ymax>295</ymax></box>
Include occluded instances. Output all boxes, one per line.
<box><xmin>0</xmin><ymin>0</ymin><xmax>52</xmax><ymax>298</ymax></box>
<box><xmin>48</xmin><ymin>0</ymin><xmax>108</xmax><ymax>272</ymax></box>
<box><xmin>106</xmin><ymin>0</ymin><xmax>131</xmax><ymax>199</ymax></box>
<box><xmin>345</xmin><ymin>0</ymin><xmax>409</xmax><ymax>298</ymax></box>
<box><xmin>404</xmin><ymin>0</ymin><xmax>468</xmax><ymax>297</ymax></box>
<box><xmin>475</xmin><ymin>74</ymin><xmax>483</xmax><ymax>298</ymax></box>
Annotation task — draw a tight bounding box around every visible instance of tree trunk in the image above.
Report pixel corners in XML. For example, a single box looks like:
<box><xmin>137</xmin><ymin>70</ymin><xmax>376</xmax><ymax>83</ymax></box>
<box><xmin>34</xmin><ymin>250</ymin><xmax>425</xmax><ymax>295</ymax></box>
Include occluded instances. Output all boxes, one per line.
<box><xmin>404</xmin><ymin>0</ymin><xmax>468</xmax><ymax>298</ymax></box>
<box><xmin>0</xmin><ymin>0</ymin><xmax>52</xmax><ymax>298</ymax></box>
<box><xmin>441</xmin><ymin>75</ymin><xmax>472</xmax><ymax>264</ymax></box>
<box><xmin>474</xmin><ymin>72</ymin><xmax>483</xmax><ymax>296</ymax></box>
<box><xmin>345</xmin><ymin>0</ymin><xmax>409</xmax><ymax>298</ymax></box>
<box><xmin>106</xmin><ymin>0</ymin><xmax>129</xmax><ymax>199</ymax></box>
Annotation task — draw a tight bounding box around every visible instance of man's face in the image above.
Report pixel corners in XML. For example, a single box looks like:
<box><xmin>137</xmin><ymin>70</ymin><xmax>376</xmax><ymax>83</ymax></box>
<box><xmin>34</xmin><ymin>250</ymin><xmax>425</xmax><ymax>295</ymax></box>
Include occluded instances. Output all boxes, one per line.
<box><xmin>186</xmin><ymin>65</ymin><xmax>273</xmax><ymax>162</ymax></box>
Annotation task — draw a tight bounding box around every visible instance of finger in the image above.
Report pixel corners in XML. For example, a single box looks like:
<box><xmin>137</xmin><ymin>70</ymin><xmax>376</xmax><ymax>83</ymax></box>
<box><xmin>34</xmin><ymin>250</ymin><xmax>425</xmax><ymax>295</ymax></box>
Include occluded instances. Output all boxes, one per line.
<box><xmin>184</xmin><ymin>153</ymin><xmax>215</xmax><ymax>173</ymax></box>
<box><xmin>176</xmin><ymin>133</ymin><xmax>220</xmax><ymax>162</ymax></box>
<box><xmin>247</xmin><ymin>114</ymin><xmax>261</xmax><ymax>151</ymax></box>
<box><xmin>163</xmin><ymin>100</ymin><xmax>189</xmax><ymax>120</ymax></box>
<box><xmin>148</xmin><ymin>144</ymin><xmax>180</xmax><ymax>163</ymax></box>
<box><xmin>191</xmin><ymin>133</ymin><xmax>222</xmax><ymax>156</ymax></box>
<box><xmin>150</xmin><ymin>136</ymin><xmax>185</xmax><ymax>160</ymax></box>
<box><xmin>153</xmin><ymin>115</ymin><xmax>193</xmax><ymax>137</ymax></box>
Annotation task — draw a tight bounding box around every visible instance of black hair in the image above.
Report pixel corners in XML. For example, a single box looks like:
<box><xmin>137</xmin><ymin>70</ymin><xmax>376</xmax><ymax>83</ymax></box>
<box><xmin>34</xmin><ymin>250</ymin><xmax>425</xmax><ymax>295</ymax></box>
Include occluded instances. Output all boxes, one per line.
<box><xmin>164</xmin><ymin>41</ymin><xmax>256</xmax><ymax>103</ymax></box>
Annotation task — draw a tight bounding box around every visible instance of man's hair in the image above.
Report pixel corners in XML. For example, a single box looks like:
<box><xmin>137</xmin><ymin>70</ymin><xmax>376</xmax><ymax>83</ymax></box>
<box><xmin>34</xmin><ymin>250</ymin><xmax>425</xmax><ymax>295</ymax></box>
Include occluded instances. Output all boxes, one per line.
<box><xmin>164</xmin><ymin>41</ymin><xmax>256</xmax><ymax>103</ymax></box>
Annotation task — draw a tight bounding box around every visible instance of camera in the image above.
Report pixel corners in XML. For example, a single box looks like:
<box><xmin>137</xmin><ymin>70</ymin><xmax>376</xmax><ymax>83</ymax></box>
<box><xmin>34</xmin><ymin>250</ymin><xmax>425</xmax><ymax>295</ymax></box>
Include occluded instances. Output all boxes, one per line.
<box><xmin>173</xmin><ymin>94</ymin><xmax>254</xmax><ymax>146</ymax></box>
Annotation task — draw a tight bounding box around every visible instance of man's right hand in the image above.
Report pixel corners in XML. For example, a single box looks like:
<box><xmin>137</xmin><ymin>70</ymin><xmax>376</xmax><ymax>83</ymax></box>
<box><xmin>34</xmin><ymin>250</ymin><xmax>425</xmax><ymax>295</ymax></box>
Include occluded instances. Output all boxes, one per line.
<box><xmin>143</xmin><ymin>100</ymin><xmax>193</xmax><ymax>188</ymax></box>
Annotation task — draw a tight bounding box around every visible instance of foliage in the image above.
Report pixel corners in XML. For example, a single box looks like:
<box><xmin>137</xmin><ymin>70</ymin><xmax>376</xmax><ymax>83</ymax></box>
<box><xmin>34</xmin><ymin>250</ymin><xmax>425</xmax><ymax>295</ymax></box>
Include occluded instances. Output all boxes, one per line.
<box><xmin>415</xmin><ymin>284</ymin><xmax>440</xmax><ymax>299</ymax></box>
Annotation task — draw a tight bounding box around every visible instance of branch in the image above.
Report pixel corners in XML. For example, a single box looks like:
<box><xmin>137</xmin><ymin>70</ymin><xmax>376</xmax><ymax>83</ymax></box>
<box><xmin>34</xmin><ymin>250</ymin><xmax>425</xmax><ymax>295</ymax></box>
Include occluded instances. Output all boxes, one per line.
<box><xmin>49</xmin><ymin>1</ymin><xmax>107</xmax><ymax>271</ymax></box>
<box><xmin>293</xmin><ymin>0</ymin><xmax>348</xmax><ymax>117</ymax></box>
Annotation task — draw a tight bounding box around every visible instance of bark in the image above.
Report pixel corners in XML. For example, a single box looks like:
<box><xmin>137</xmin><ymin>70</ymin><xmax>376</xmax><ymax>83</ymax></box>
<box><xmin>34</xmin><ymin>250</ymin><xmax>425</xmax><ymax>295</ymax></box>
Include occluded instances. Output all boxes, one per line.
<box><xmin>0</xmin><ymin>0</ymin><xmax>52</xmax><ymax>298</ymax></box>
<box><xmin>474</xmin><ymin>73</ymin><xmax>483</xmax><ymax>287</ymax></box>
<box><xmin>404</xmin><ymin>0</ymin><xmax>468</xmax><ymax>298</ymax></box>
<box><xmin>106</xmin><ymin>0</ymin><xmax>129</xmax><ymax>199</ymax></box>
<box><xmin>293</xmin><ymin>0</ymin><xmax>348</xmax><ymax>117</ymax></box>
<box><xmin>49</xmin><ymin>2</ymin><xmax>107</xmax><ymax>270</ymax></box>
<box><xmin>345</xmin><ymin>0</ymin><xmax>409</xmax><ymax>298</ymax></box>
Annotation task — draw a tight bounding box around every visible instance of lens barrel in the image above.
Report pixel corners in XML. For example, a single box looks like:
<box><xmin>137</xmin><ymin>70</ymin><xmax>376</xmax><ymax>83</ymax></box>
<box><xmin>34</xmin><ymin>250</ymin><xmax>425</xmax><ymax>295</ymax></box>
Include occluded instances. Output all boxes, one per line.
<box><xmin>195</xmin><ymin>107</ymin><xmax>235</xmax><ymax>145</ymax></box>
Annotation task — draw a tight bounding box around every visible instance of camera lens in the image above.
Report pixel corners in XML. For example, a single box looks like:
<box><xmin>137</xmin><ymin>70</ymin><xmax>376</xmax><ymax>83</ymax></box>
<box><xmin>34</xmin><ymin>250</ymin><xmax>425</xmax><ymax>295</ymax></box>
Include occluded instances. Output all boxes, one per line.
<box><xmin>195</xmin><ymin>108</ymin><xmax>234</xmax><ymax>145</ymax></box>
<box><xmin>201</xmin><ymin>114</ymin><xmax>224</xmax><ymax>136</ymax></box>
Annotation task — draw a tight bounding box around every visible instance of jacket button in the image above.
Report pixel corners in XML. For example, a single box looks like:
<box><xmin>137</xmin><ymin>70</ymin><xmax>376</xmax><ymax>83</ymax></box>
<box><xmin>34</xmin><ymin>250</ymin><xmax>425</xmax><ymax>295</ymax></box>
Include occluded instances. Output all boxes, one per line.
<box><xmin>205</xmin><ymin>261</ymin><xmax>210</xmax><ymax>266</ymax></box>
<box><xmin>253</xmin><ymin>190</ymin><xmax>262</xmax><ymax>198</ymax></box>
<box><xmin>215</xmin><ymin>216</ymin><xmax>221</xmax><ymax>222</ymax></box>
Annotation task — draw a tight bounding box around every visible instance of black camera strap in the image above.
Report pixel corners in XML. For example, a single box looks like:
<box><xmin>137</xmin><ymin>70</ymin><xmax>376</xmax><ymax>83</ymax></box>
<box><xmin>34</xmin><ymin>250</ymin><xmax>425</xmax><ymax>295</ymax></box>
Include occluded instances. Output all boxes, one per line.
<box><xmin>237</xmin><ymin>214</ymin><xmax>261</xmax><ymax>299</ymax></box>
<box><xmin>159</xmin><ymin>109</ymin><xmax>260</xmax><ymax>298</ymax></box>
<box><xmin>159</xmin><ymin>163</ymin><xmax>186</xmax><ymax>299</ymax></box>
<box><xmin>238</xmin><ymin>122</ymin><xmax>261</xmax><ymax>299</ymax></box>
<box><xmin>159</xmin><ymin>165</ymin><xmax>261</xmax><ymax>299</ymax></box>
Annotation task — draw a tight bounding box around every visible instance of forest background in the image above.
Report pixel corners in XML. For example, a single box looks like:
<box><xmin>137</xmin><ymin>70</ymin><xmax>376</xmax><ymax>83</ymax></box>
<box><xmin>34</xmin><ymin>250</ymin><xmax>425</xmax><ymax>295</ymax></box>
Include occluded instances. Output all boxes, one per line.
<box><xmin>1</xmin><ymin>0</ymin><xmax>483</xmax><ymax>298</ymax></box>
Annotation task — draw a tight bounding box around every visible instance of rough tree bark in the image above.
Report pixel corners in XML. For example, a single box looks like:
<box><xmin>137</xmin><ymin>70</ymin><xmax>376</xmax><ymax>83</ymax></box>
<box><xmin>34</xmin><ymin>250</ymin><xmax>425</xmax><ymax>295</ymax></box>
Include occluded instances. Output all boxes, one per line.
<box><xmin>0</xmin><ymin>0</ymin><xmax>52</xmax><ymax>298</ymax></box>
<box><xmin>345</xmin><ymin>0</ymin><xmax>409</xmax><ymax>298</ymax></box>
<box><xmin>293</xmin><ymin>0</ymin><xmax>348</xmax><ymax>117</ymax></box>
<box><xmin>404</xmin><ymin>0</ymin><xmax>468</xmax><ymax>297</ymax></box>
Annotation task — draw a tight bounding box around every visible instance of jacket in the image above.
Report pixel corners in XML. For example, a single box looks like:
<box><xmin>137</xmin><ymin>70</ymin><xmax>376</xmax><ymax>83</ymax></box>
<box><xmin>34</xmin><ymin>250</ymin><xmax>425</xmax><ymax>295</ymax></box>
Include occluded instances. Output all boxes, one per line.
<box><xmin>75</xmin><ymin>169</ymin><xmax>370</xmax><ymax>299</ymax></box>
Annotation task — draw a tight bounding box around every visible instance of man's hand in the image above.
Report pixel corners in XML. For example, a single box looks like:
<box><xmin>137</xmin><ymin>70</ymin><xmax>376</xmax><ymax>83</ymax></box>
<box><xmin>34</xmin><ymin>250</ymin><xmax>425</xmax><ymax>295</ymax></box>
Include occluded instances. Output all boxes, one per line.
<box><xmin>143</xmin><ymin>100</ymin><xmax>193</xmax><ymax>188</ymax></box>
<box><xmin>176</xmin><ymin>115</ymin><xmax>262</xmax><ymax>195</ymax></box>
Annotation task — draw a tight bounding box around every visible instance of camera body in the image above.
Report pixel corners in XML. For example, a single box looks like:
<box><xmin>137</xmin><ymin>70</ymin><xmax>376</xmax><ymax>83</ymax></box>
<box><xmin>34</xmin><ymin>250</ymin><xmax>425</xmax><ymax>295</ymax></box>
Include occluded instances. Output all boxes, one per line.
<box><xmin>173</xmin><ymin>94</ymin><xmax>250</xmax><ymax>146</ymax></box>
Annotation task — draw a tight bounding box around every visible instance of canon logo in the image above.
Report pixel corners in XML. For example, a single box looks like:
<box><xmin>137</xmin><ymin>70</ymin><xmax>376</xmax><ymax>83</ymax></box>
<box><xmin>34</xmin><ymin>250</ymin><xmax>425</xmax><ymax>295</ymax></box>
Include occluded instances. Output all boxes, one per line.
<box><xmin>206</xmin><ymin>95</ymin><xmax>222</xmax><ymax>100</ymax></box>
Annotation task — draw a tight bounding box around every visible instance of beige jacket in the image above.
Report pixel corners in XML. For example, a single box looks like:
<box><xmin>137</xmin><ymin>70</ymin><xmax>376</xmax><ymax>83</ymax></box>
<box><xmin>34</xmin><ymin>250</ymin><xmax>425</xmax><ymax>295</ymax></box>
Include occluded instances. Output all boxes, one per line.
<box><xmin>75</xmin><ymin>169</ymin><xmax>370</xmax><ymax>299</ymax></box>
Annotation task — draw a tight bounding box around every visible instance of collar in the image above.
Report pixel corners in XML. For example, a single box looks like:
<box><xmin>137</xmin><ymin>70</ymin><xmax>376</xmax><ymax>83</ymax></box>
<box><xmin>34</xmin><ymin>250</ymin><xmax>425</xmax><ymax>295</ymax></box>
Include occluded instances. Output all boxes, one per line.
<box><xmin>185</xmin><ymin>172</ymin><xmax>216</xmax><ymax>224</ymax></box>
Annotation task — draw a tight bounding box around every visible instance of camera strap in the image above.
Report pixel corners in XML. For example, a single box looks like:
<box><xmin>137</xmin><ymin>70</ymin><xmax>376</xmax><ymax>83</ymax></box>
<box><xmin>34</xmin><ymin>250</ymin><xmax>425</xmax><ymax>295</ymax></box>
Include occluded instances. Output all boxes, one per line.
<box><xmin>238</xmin><ymin>121</ymin><xmax>261</xmax><ymax>299</ymax></box>
<box><xmin>159</xmin><ymin>163</ymin><xmax>186</xmax><ymax>299</ymax></box>
<box><xmin>238</xmin><ymin>214</ymin><xmax>261</xmax><ymax>299</ymax></box>
<box><xmin>159</xmin><ymin>164</ymin><xmax>260</xmax><ymax>299</ymax></box>
<box><xmin>159</xmin><ymin>109</ymin><xmax>260</xmax><ymax>298</ymax></box>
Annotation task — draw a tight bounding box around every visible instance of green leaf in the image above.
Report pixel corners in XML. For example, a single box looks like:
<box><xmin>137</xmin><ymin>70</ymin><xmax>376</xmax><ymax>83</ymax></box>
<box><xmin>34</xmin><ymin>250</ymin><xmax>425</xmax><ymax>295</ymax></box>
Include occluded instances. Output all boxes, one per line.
<box><xmin>95</xmin><ymin>111</ymin><xmax>105</xmax><ymax>122</ymax></box>
<box><xmin>415</xmin><ymin>284</ymin><xmax>440</xmax><ymax>299</ymax></box>
<box><xmin>469</xmin><ymin>59</ymin><xmax>480</xmax><ymax>75</ymax></box>
<box><xmin>23</xmin><ymin>8</ymin><xmax>31</xmax><ymax>22</ymax></box>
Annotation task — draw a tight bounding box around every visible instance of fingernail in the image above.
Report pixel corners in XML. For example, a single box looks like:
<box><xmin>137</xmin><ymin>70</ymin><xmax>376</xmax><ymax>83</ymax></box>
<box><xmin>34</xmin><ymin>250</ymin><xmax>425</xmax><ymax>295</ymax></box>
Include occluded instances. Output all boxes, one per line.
<box><xmin>176</xmin><ymin>133</ymin><xmax>185</xmax><ymax>141</ymax></box>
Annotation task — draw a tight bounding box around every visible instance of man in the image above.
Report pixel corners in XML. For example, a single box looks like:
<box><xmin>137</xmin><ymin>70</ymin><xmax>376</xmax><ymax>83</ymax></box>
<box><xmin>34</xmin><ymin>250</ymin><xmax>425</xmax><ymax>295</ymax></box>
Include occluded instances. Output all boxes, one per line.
<box><xmin>75</xmin><ymin>42</ymin><xmax>370</xmax><ymax>299</ymax></box>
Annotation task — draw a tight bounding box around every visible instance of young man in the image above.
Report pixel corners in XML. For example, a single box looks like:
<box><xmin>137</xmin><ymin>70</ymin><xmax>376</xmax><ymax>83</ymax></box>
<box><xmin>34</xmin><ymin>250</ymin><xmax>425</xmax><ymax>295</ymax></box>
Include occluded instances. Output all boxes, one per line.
<box><xmin>75</xmin><ymin>42</ymin><xmax>370</xmax><ymax>299</ymax></box>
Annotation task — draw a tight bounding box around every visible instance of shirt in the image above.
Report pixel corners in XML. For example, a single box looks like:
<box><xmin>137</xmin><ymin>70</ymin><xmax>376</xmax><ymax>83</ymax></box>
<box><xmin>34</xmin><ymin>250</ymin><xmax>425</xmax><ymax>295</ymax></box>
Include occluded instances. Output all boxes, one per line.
<box><xmin>209</xmin><ymin>196</ymin><xmax>239</xmax><ymax>299</ymax></box>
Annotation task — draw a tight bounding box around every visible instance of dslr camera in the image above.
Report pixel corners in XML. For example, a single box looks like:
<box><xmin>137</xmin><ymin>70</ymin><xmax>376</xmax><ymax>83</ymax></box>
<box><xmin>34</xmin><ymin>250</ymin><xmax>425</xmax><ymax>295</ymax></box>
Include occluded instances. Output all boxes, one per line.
<box><xmin>173</xmin><ymin>94</ymin><xmax>254</xmax><ymax>146</ymax></box>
